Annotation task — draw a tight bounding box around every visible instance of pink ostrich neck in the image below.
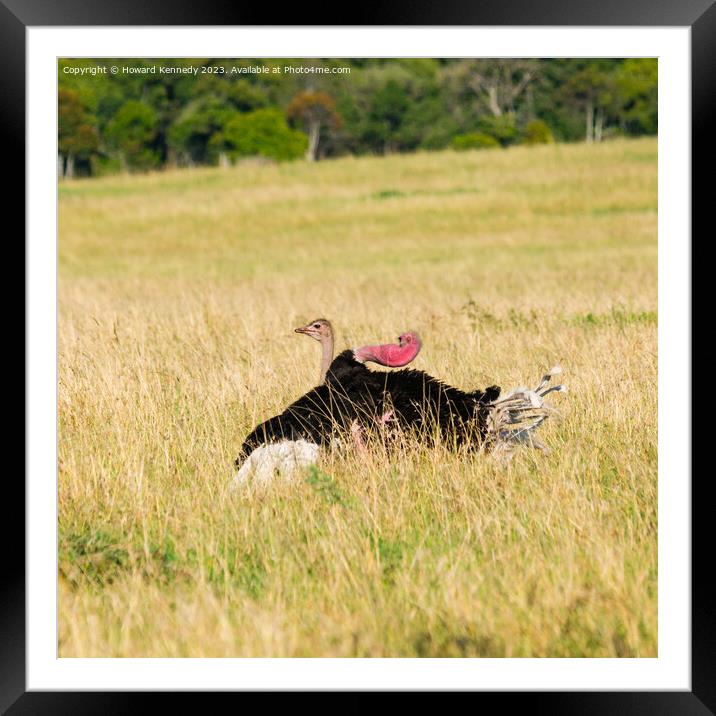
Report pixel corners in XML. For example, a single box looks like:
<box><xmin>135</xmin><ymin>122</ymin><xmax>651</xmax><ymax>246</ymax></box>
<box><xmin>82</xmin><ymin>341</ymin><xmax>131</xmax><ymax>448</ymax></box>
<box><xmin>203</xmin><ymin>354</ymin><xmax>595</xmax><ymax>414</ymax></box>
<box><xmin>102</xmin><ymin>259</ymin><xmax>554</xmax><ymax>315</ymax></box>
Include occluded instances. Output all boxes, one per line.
<box><xmin>353</xmin><ymin>333</ymin><xmax>422</xmax><ymax>367</ymax></box>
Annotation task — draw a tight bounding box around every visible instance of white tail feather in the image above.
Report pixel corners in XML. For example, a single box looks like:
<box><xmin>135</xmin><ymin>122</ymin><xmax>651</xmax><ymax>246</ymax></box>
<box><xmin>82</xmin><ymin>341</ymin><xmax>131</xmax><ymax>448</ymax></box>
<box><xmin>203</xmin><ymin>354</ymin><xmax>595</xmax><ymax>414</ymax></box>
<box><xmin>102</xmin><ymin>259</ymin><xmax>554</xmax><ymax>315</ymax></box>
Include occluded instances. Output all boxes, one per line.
<box><xmin>487</xmin><ymin>367</ymin><xmax>565</xmax><ymax>458</ymax></box>
<box><xmin>230</xmin><ymin>439</ymin><xmax>319</xmax><ymax>490</ymax></box>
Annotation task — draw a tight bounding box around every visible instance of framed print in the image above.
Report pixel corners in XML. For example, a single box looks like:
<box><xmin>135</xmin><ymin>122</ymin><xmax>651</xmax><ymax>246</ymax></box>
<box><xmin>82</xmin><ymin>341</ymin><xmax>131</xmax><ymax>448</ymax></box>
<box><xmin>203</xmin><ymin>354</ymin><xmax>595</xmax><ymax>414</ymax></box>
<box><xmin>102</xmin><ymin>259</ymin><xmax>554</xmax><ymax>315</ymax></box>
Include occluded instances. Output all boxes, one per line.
<box><xmin>9</xmin><ymin>0</ymin><xmax>706</xmax><ymax>711</ymax></box>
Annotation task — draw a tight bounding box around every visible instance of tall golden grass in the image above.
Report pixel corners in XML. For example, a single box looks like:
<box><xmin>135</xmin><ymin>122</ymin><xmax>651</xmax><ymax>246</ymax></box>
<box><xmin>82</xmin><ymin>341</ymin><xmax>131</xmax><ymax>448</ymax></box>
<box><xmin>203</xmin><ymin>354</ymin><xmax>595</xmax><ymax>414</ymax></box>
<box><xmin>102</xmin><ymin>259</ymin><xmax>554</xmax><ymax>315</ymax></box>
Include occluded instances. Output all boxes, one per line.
<box><xmin>58</xmin><ymin>138</ymin><xmax>657</xmax><ymax>657</ymax></box>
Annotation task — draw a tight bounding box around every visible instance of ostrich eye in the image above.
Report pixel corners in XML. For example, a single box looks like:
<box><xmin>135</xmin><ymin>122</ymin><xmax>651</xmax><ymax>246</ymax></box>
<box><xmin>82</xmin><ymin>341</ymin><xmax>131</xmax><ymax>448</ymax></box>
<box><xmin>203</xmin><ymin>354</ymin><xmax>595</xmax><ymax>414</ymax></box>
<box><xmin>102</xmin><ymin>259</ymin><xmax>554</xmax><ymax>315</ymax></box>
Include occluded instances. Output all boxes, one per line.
<box><xmin>313</xmin><ymin>324</ymin><xmax>320</xmax><ymax>329</ymax></box>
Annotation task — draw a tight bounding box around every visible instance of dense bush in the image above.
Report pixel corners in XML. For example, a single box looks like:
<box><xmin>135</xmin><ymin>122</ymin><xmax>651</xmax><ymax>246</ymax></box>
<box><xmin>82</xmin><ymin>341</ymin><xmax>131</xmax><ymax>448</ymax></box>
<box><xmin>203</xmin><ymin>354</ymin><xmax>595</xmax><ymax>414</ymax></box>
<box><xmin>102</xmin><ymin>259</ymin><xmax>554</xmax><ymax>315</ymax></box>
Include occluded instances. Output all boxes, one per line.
<box><xmin>214</xmin><ymin>109</ymin><xmax>307</xmax><ymax>162</ymax></box>
<box><xmin>476</xmin><ymin>114</ymin><xmax>519</xmax><ymax>147</ymax></box>
<box><xmin>451</xmin><ymin>132</ymin><xmax>500</xmax><ymax>151</ymax></box>
<box><xmin>523</xmin><ymin>119</ymin><xmax>555</xmax><ymax>145</ymax></box>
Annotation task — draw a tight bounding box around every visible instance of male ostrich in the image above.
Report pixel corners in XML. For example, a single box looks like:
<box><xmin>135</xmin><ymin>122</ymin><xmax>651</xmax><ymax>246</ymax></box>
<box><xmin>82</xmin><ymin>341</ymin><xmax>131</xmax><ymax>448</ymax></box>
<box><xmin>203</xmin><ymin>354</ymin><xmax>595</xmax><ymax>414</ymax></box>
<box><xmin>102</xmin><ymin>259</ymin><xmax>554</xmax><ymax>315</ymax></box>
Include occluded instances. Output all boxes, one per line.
<box><xmin>293</xmin><ymin>318</ymin><xmax>503</xmax><ymax>448</ymax></box>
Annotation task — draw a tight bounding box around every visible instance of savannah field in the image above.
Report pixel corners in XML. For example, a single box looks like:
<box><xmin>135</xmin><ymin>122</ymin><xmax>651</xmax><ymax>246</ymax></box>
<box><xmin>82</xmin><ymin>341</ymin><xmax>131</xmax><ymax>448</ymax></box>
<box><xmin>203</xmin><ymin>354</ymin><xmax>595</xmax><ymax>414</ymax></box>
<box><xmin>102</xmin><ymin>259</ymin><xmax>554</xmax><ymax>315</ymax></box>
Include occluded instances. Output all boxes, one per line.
<box><xmin>58</xmin><ymin>138</ymin><xmax>657</xmax><ymax>658</ymax></box>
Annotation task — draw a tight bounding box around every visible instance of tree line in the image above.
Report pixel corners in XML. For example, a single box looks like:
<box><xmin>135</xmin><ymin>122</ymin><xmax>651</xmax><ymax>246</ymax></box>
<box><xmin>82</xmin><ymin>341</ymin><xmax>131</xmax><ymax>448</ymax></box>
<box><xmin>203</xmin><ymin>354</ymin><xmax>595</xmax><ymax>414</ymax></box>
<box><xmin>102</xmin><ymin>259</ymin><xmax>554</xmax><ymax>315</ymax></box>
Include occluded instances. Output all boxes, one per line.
<box><xmin>58</xmin><ymin>58</ymin><xmax>657</xmax><ymax>178</ymax></box>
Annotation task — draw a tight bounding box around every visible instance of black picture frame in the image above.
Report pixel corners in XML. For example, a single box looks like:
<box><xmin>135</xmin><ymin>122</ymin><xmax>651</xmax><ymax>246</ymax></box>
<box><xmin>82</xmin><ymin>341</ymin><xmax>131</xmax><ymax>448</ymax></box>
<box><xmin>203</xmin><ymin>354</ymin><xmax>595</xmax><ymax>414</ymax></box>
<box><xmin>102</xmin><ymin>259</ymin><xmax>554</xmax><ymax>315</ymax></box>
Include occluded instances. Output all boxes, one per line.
<box><xmin>7</xmin><ymin>1</ymin><xmax>704</xmax><ymax>712</ymax></box>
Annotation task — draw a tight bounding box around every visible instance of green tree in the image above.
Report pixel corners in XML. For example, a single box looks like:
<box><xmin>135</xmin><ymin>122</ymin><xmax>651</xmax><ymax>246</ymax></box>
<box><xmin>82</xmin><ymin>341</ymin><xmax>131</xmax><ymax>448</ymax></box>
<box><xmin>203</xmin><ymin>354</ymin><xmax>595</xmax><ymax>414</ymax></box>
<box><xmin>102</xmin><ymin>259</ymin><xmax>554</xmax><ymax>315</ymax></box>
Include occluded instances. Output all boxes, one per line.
<box><xmin>227</xmin><ymin>80</ymin><xmax>269</xmax><ymax>112</ymax></box>
<box><xmin>365</xmin><ymin>79</ymin><xmax>410</xmax><ymax>154</ymax></box>
<box><xmin>331</xmin><ymin>64</ymin><xmax>410</xmax><ymax>155</ymax></box>
<box><xmin>615</xmin><ymin>59</ymin><xmax>657</xmax><ymax>135</ymax></box>
<box><xmin>214</xmin><ymin>108</ymin><xmax>307</xmax><ymax>162</ymax></box>
<box><xmin>105</xmin><ymin>100</ymin><xmax>160</xmax><ymax>171</ymax></box>
<box><xmin>442</xmin><ymin>59</ymin><xmax>538</xmax><ymax>118</ymax></box>
<box><xmin>406</xmin><ymin>96</ymin><xmax>461</xmax><ymax>151</ymax></box>
<box><xmin>286</xmin><ymin>91</ymin><xmax>342</xmax><ymax>161</ymax></box>
<box><xmin>58</xmin><ymin>88</ymin><xmax>98</xmax><ymax>178</ymax></box>
<box><xmin>167</xmin><ymin>96</ymin><xmax>233</xmax><ymax>166</ymax></box>
<box><xmin>561</xmin><ymin>64</ymin><xmax>618</xmax><ymax>143</ymax></box>
<box><xmin>532</xmin><ymin>59</ymin><xmax>621</xmax><ymax>142</ymax></box>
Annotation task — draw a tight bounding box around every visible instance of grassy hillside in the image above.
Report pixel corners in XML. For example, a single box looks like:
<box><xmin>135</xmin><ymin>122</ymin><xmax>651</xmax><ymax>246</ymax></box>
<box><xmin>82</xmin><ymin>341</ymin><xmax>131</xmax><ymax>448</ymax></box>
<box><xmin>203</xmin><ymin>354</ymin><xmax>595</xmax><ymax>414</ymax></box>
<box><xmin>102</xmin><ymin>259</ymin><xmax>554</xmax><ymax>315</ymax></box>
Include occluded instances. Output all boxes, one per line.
<box><xmin>58</xmin><ymin>138</ymin><xmax>657</xmax><ymax>657</ymax></box>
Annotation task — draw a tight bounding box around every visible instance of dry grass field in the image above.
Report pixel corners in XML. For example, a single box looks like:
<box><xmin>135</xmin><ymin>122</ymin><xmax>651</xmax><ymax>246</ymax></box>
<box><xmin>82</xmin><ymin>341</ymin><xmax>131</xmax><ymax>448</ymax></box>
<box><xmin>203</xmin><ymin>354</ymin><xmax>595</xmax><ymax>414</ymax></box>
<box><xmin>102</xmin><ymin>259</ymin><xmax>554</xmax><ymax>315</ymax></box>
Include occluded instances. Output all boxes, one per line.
<box><xmin>58</xmin><ymin>138</ymin><xmax>657</xmax><ymax>657</ymax></box>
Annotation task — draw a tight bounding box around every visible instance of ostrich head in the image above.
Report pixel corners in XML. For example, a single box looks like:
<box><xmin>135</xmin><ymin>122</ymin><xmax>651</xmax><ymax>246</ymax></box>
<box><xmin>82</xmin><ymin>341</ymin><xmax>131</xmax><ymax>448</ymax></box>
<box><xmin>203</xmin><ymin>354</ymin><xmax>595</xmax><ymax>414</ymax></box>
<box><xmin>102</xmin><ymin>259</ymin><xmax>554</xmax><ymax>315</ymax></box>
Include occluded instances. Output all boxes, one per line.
<box><xmin>353</xmin><ymin>331</ymin><xmax>422</xmax><ymax>367</ymax></box>
<box><xmin>295</xmin><ymin>318</ymin><xmax>334</xmax><ymax>385</ymax></box>
<box><xmin>398</xmin><ymin>331</ymin><xmax>420</xmax><ymax>350</ymax></box>
<box><xmin>294</xmin><ymin>318</ymin><xmax>333</xmax><ymax>343</ymax></box>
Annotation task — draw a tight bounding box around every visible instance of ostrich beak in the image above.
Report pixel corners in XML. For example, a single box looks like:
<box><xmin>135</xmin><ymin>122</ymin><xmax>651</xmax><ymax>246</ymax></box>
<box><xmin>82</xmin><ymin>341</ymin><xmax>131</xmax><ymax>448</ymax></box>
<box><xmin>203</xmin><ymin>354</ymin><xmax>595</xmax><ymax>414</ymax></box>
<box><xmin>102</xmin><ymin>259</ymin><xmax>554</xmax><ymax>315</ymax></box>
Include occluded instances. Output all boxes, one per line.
<box><xmin>294</xmin><ymin>325</ymin><xmax>318</xmax><ymax>339</ymax></box>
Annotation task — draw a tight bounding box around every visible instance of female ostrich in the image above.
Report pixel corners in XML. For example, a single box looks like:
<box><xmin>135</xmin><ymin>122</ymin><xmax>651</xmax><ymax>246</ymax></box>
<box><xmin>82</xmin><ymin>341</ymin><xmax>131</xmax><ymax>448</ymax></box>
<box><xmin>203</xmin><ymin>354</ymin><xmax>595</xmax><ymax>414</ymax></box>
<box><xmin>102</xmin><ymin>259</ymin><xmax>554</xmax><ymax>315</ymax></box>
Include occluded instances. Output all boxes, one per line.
<box><xmin>293</xmin><ymin>318</ymin><xmax>334</xmax><ymax>385</ymax></box>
